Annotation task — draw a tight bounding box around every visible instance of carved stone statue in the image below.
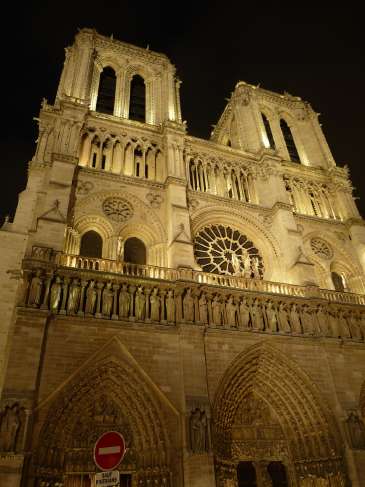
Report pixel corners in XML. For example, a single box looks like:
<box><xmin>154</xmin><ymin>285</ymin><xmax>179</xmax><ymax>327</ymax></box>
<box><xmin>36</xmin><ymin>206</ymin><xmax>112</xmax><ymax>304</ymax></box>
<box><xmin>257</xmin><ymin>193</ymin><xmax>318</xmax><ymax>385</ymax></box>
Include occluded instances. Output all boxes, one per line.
<box><xmin>251</xmin><ymin>257</ymin><xmax>261</xmax><ymax>279</ymax></box>
<box><xmin>28</xmin><ymin>270</ymin><xmax>43</xmax><ymax>307</ymax></box>
<box><xmin>346</xmin><ymin>412</ymin><xmax>365</xmax><ymax>449</ymax></box>
<box><xmin>183</xmin><ymin>288</ymin><xmax>194</xmax><ymax>322</ymax></box>
<box><xmin>0</xmin><ymin>404</ymin><xmax>20</xmax><ymax>452</ymax></box>
<box><xmin>338</xmin><ymin>309</ymin><xmax>351</xmax><ymax>338</ymax></box>
<box><xmin>166</xmin><ymin>289</ymin><xmax>175</xmax><ymax>322</ymax></box>
<box><xmin>102</xmin><ymin>282</ymin><xmax>113</xmax><ymax>318</ymax></box>
<box><xmin>251</xmin><ymin>299</ymin><xmax>264</xmax><ymax>331</ymax></box>
<box><xmin>212</xmin><ymin>295</ymin><xmax>222</xmax><ymax>326</ymax></box>
<box><xmin>238</xmin><ymin>298</ymin><xmax>250</xmax><ymax>329</ymax></box>
<box><xmin>67</xmin><ymin>278</ymin><xmax>80</xmax><ymax>314</ymax></box>
<box><xmin>225</xmin><ymin>296</ymin><xmax>237</xmax><ymax>327</ymax></box>
<box><xmin>347</xmin><ymin>312</ymin><xmax>363</xmax><ymax>340</ymax></box>
<box><xmin>315</xmin><ymin>304</ymin><xmax>329</xmax><ymax>336</ymax></box>
<box><xmin>328</xmin><ymin>309</ymin><xmax>340</xmax><ymax>338</ymax></box>
<box><xmin>300</xmin><ymin>305</ymin><xmax>313</xmax><ymax>335</ymax></box>
<box><xmin>290</xmin><ymin>303</ymin><xmax>302</xmax><ymax>334</ymax></box>
<box><xmin>135</xmin><ymin>286</ymin><xmax>146</xmax><ymax>321</ymax></box>
<box><xmin>50</xmin><ymin>276</ymin><xmax>62</xmax><ymax>313</ymax></box>
<box><xmin>231</xmin><ymin>253</ymin><xmax>241</xmax><ymax>275</ymax></box>
<box><xmin>150</xmin><ymin>288</ymin><xmax>160</xmax><ymax>321</ymax></box>
<box><xmin>265</xmin><ymin>301</ymin><xmax>278</xmax><ymax>332</ymax></box>
<box><xmin>278</xmin><ymin>302</ymin><xmax>291</xmax><ymax>333</ymax></box>
<box><xmin>242</xmin><ymin>249</ymin><xmax>251</xmax><ymax>278</ymax></box>
<box><xmin>199</xmin><ymin>293</ymin><xmax>208</xmax><ymax>324</ymax></box>
<box><xmin>190</xmin><ymin>408</ymin><xmax>208</xmax><ymax>453</ymax></box>
<box><xmin>119</xmin><ymin>283</ymin><xmax>130</xmax><ymax>318</ymax></box>
<box><xmin>85</xmin><ymin>280</ymin><xmax>97</xmax><ymax>314</ymax></box>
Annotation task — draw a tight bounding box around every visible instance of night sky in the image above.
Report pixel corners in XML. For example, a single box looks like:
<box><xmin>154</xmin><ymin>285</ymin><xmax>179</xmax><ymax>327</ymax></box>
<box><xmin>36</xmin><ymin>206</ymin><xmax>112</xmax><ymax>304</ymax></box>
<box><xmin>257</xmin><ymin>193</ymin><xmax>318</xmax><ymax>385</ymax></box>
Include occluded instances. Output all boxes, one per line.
<box><xmin>1</xmin><ymin>3</ymin><xmax>364</xmax><ymax>220</ymax></box>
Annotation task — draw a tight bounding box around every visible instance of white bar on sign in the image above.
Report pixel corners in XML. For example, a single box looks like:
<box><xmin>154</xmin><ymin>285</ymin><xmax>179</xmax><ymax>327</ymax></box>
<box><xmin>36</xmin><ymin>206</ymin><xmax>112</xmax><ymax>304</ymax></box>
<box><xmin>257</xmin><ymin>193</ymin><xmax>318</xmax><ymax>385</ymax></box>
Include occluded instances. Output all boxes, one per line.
<box><xmin>99</xmin><ymin>446</ymin><xmax>121</xmax><ymax>455</ymax></box>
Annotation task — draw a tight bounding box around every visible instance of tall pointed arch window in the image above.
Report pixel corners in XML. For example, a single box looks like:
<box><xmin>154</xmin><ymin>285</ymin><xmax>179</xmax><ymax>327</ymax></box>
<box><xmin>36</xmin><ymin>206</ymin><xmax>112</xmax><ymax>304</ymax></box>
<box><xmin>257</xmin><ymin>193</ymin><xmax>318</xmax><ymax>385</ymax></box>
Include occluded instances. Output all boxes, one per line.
<box><xmin>129</xmin><ymin>75</ymin><xmax>146</xmax><ymax>122</ymax></box>
<box><xmin>96</xmin><ymin>67</ymin><xmax>116</xmax><ymax>115</ymax></box>
<box><xmin>331</xmin><ymin>271</ymin><xmax>345</xmax><ymax>293</ymax></box>
<box><xmin>261</xmin><ymin>113</ymin><xmax>276</xmax><ymax>149</ymax></box>
<box><xmin>124</xmin><ymin>237</ymin><xmax>146</xmax><ymax>265</ymax></box>
<box><xmin>280</xmin><ymin>119</ymin><xmax>300</xmax><ymax>162</ymax></box>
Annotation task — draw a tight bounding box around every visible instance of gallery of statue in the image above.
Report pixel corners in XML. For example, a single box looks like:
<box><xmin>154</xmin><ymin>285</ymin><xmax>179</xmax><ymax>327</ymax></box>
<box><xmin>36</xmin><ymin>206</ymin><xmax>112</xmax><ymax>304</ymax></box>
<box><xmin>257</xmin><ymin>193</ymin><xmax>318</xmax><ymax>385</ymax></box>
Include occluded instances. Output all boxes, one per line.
<box><xmin>0</xmin><ymin>28</ymin><xmax>365</xmax><ymax>487</ymax></box>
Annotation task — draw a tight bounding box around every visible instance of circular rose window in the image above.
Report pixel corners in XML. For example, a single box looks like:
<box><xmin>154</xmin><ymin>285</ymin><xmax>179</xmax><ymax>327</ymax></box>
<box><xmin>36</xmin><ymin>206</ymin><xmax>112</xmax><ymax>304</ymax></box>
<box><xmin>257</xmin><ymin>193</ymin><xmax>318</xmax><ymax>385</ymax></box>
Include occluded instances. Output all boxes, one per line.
<box><xmin>310</xmin><ymin>237</ymin><xmax>333</xmax><ymax>260</ymax></box>
<box><xmin>102</xmin><ymin>197</ymin><xmax>133</xmax><ymax>223</ymax></box>
<box><xmin>194</xmin><ymin>224</ymin><xmax>264</xmax><ymax>278</ymax></box>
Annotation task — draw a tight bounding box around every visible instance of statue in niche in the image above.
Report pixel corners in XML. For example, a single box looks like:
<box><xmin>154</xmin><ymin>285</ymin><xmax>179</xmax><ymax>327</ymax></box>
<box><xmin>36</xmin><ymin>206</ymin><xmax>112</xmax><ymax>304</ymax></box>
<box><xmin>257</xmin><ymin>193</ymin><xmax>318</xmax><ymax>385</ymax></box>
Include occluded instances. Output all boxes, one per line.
<box><xmin>265</xmin><ymin>301</ymin><xmax>278</xmax><ymax>332</ymax></box>
<box><xmin>135</xmin><ymin>286</ymin><xmax>146</xmax><ymax>321</ymax></box>
<box><xmin>50</xmin><ymin>276</ymin><xmax>62</xmax><ymax>313</ymax></box>
<box><xmin>251</xmin><ymin>298</ymin><xmax>264</xmax><ymax>331</ymax></box>
<box><xmin>346</xmin><ymin>412</ymin><xmax>365</xmax><ymax>449</ymax></box>
<box><xmin>85</xmin><ymin>280</ymin><xmax>97</xmax><ymax>314</ymax></box>
<box><xmin>102</xmin><ymin>282</ymin><xmax>113</xmax><ymax>317</ymax></box>
<box><xmin>28</xmin><ymin>270</ymin><xmax>43</xmax><ymax>307</ymax></box>
<box><xmin>241</xmin><ymin>249</ymin><xmax>251</xmax><ymax>278</ymax></box>
<box><xmin>238</xmin><ymin>297</ymin><xmax>250</xmax><ymax>329</ymax></box>
<box><xmin>347</xmin><ymin>312</ymin><xmax>363</xmax><ymax>340</ymax></box>
<box><xmin>290</xmin><ymin>303</ymin><xmax>302</xmax><ymax>334</ymax></box>
<box><xmin>150</xmin><ymin>288</ymin><xmax>160</xmax><ymax>321</ymax></box>
<box><xmin>183</xmin><ymin>288</ymin><xmax>194</xmax><ymax>322</ymax></box>
<box><xmin>190</xmin><ymin>408</ymin><xmax>208</xmax><ymax>453</ymax></box>
<box><xmin>212</xmin><ymin>295</ymin><xmax>222</xmax><ymax>325</ymax></box>
<box><xmin>67</xmin><ymin>278</ymin><xmax>80</xmax><ymax>314</ymax></box>
<box><xmin>94</xmin><ymin>394</ymin><xmax>118</xmax><ymax>424</ymax></box>
<box><xmin>199</xmin><ymin>293</ymin><xmax>208</xmax><ymax>324</ymax></box>
<box><xmin>231</xmin><ymin>253</ymin><xmax>241</xmax><ymax>275</ymax></box>
<box><xmin>328</xmin><ymin>308</ymin><xmax>340</xmax><ymax>338</ymax></box>
<box><xmin>0</xmin><ymin>404</ymin><xmax>20</xmax><ymax>452</ymax></box>
<box><xmin>251</xmin><ymin>257</ymin><xmax>261</xmax><ymax>279</ymax></box>
<box><xmin>225</xmin><ymin>296</ymin><xmax>237</xmax><ymax>327</ymax></box>
<box><xmin>315</xmin><ymin>304</ymin><xmax>329</xmax><ymax>336</ymax></box>
<box><xmin>278</xmin><ymin>302</ymin><xmax>291</xmax><ymax>333</ymax></box>
<box><xmin>338</xmin><ymin>309</ymin><xmax>351</xmax><ymax>338</ymax></box>
<box><xmin>300</xmin><ymin>305</ymin><xmax>313</xmax><ymax>335</ymax></box>
<box><xmin>166</xmin><ymin>289</ymin><xmax>175</xmax><ymax>322</ymax></box>
<box><xmin>119</xmin><ymin>283</ymin><xmax>130</xmax><ymax>318</ymax></box>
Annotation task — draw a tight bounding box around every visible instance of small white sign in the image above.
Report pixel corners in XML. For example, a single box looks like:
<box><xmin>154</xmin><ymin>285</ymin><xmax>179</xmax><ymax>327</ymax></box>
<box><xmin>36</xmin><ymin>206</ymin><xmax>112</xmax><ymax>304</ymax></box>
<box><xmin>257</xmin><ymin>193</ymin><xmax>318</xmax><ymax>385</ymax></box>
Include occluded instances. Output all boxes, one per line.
<box><xmin>94</xmin><ymin>470</ymin><xmax>120</xmax><ymax>487</ymax></box>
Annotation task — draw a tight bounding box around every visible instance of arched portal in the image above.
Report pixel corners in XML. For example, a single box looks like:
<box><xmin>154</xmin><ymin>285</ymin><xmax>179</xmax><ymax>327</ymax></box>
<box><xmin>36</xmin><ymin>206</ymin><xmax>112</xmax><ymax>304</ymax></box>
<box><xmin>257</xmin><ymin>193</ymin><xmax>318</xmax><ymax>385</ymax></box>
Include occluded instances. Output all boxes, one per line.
<box><xmin>31</xmin><ymin>356</ymin><xmax>174</xmax><ymax>487</ymax></box>
<box><xmin>213</xmin><ymin>343</ymin><xmax>347</xmax><ymax>487</ymax></box>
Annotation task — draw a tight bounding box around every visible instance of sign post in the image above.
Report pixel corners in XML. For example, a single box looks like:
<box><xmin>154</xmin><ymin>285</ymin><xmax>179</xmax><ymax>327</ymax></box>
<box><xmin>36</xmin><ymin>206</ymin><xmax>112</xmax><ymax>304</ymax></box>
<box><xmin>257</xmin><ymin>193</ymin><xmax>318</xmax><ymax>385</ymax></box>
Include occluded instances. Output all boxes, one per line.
<box><xmin>93</xmin><ymin>431</ymin><xmax>126</xmax><ymax>487</ymax></box>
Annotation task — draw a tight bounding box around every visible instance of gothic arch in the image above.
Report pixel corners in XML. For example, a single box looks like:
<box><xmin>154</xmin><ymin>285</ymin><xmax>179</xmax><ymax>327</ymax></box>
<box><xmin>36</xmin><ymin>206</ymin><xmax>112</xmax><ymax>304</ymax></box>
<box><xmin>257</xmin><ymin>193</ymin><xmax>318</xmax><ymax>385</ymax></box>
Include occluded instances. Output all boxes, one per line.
<box><xmin>31</xmin><ymin>338</ymin><xmax>178</xmax><ymax>483</ymax></box>
<box><xmin>278</xmin><ymin>111</ymin><xmax>307</xmax><ymax>165</ymax></box>
<box><xmin>191</xmin><ymin>205</ymin><xmax>282</xmax><ymax>281</ymax></box>
<box><xmin>213</xmin><ymin>342</ymin><xmax>346</xmax><ymax>482</ymax></box>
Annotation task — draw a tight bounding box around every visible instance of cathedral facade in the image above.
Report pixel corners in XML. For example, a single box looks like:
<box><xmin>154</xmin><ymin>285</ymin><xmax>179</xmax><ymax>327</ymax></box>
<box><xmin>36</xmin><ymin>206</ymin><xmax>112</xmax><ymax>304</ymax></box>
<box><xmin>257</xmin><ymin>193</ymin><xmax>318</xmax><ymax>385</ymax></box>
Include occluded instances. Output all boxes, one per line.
<box><xmin>0</xmin><ymin>28</ymin><xmax>365</xmax><ymax>487</ymax></box>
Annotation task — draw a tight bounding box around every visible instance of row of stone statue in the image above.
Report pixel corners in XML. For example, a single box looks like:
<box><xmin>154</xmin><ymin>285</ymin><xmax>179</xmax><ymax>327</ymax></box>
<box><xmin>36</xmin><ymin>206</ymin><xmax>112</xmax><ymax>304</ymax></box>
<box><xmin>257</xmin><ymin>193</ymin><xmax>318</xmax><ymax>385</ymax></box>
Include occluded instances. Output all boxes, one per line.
<box><xmin>25</xmin><ymin>272</ymin><xmax>365</xmax><ymax>339</ymax></box>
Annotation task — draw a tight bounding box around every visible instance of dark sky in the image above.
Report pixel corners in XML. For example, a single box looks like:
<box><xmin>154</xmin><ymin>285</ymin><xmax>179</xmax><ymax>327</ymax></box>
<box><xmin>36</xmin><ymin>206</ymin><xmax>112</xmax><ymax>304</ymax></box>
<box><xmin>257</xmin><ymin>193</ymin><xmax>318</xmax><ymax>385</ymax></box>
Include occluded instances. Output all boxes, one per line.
<box><xmin>1</xmin><ymin>3</ymin><xmax>364</xmax><ymax>220</ymax></box>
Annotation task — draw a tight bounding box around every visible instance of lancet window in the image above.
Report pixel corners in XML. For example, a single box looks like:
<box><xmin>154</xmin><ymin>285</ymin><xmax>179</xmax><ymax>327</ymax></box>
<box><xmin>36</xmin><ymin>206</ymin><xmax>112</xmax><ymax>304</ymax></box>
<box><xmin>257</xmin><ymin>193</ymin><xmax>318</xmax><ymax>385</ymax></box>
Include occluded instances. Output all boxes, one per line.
<box><xmin>280</xmin><ymin>119</ymin><xmax>300</xmax><ymax>162</ymax></box>
<box><xmin>124</xmin><ymin>237</ymin><xmax>146</xmax><ymax>265</ymax></box>
<box><xmin>284</xmin><ymin>176</ymin><xmax>339</xmax><ymax>219</ymax></box>
<box><xmin>187</xmin><ymin>156</ymin><xmax>254</xmax><ymax>203</ymax></box>
<box><xmin>96</xmin><ymin>67</ymin><xmax>116</xmax><ymax>115</ymax></box>
<box><xmin>80</xmin><ymin>231</ymin><xmax>103</xmax><ymax>258</ymax></box>
<box><xmin>262</xmin><ymin>113</ymin><xmax>276</xmax><ymax>149</ymax></box>
<box><xmin>79</xmin><ymin>131</ymin><xmax>164</xmax><ymax>182</ymax></box>
<box><xmin>129</xmin><ymin>75</ymin><xmax>146</xmax><ymax>122</ymax></box>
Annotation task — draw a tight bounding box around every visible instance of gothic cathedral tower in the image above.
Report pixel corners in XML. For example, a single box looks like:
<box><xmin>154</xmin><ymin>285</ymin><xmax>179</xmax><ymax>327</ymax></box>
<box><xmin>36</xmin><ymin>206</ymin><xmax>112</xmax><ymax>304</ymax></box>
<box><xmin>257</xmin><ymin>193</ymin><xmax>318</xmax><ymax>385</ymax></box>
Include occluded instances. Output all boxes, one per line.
<box><xmin>0</xmin><ymin>28</ymin><xmax>365</xmax><ymax>487</ymax></box>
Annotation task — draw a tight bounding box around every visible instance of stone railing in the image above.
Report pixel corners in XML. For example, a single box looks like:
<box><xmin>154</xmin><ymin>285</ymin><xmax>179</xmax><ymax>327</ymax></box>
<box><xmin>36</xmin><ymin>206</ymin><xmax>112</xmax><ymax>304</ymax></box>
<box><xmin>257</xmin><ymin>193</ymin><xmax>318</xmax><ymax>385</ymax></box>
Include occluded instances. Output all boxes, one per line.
<box><xmin>20</xmin><ymin>258</ymin><xmax>365</xmax><ymax>342</ymax></box>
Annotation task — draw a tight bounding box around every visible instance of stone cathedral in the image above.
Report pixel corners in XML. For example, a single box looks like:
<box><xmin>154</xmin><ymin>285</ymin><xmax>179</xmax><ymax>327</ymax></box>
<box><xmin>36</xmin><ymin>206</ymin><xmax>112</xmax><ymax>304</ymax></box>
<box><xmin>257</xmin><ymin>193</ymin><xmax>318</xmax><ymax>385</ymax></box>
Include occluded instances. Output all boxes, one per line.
<box><xmin>1</xmin><ymin>28</ymin><xmax>365</xmax><ymax>487</ymax></box>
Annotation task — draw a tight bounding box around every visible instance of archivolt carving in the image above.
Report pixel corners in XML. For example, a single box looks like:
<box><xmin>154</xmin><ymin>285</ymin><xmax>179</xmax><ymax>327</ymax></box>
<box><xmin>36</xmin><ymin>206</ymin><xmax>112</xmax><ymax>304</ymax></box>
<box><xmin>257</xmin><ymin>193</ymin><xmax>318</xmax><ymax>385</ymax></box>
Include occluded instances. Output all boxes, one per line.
<box><xmin>213</xmin><ymin>342</ymin><xmax>343</xmax><ymax>468</ymax></box>
<box><xmin>33</xmin><ymin>356</ymin><xmax>172</xmax><ymax>478</ymax></box>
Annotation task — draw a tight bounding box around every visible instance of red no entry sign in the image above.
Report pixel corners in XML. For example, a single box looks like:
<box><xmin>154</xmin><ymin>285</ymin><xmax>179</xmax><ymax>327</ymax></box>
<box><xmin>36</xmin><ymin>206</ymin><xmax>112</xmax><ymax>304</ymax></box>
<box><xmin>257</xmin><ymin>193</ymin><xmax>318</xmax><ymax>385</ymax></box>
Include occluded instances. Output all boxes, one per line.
<box><xmin>94</xmin><ymin>431</ymin><xmax>126</xmax><ymax>471</ymax></box>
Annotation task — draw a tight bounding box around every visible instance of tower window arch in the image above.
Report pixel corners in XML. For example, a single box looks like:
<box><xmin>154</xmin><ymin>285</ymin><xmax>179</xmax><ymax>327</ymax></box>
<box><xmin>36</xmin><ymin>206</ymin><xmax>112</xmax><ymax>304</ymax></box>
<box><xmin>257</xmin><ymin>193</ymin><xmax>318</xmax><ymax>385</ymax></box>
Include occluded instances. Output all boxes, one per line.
<box><xmin>280</xmin><ymin>119</ymin><xmax>300</xmax><ymax>162</ymax></box>
<box><xmin>262</xmin><ymin>113</ymin><xmax>276</xmax><ymax>149</ymax></box>
<box><xmin>129</xmin><ymin>75</ymin><xmax>146</xmax><ymax>122</ymax></box>
<box><xmin>237</xmin><ymin>461</ymin><xmax>257</xmax><ymax>487</ymax></box>
<box><xmin>124</xmin><ymin>237</ymin><xmax>146</xmax><ymax>265</ymax></box>
<box><xmin>80</xmin><ymin>230</ymin><xmax>103</xmax><ymax>258</ymax></box>
<box><xmin>96</xmin><ymin>67</ymin><xmax>116</xmax><ymax>115</ymax></box>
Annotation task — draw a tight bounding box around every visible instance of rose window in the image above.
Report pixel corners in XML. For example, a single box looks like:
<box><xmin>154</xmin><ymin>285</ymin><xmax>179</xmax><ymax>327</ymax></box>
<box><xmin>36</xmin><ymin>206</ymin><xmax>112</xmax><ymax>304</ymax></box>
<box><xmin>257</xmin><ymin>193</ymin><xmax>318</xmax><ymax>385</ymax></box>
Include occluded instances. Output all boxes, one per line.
<box><xmin>310</xmin><ymin>237</ymin><xmax>333</xmax><ymax>260</ymax></box>
<box><xmin>194</xmin><ymin>225</ymin><xmax>264</xmax><ymax>278</ymax></box>
<box><xmin>102</xmin><ymin>197</ymin><xmax>133</xmax><ymax>223</ymax></box>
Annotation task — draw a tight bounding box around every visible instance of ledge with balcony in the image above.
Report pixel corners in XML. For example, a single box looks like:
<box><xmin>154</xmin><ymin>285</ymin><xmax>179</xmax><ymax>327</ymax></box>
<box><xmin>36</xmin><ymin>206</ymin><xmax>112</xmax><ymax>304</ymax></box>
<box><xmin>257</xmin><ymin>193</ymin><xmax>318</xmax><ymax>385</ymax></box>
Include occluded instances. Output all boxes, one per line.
<box><xmin>15</xmin><ymin>247</ymin><xmax>365</xmax><ymax>343</ymax></box>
